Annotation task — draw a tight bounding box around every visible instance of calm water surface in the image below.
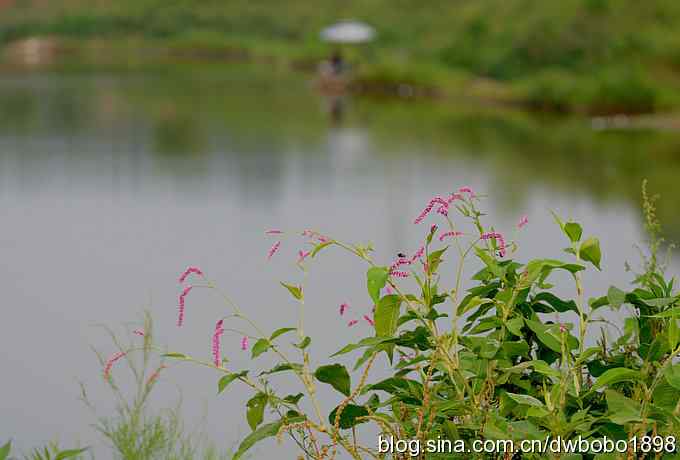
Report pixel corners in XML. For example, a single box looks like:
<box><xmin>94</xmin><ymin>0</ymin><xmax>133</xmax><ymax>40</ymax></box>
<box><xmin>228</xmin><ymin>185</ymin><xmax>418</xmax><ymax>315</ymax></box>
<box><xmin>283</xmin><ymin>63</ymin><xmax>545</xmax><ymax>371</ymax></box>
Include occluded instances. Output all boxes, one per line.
<box><xmin>1</xmin><ymin>64</ymin><xmax>680</xmax><ymax>457</ymax></box>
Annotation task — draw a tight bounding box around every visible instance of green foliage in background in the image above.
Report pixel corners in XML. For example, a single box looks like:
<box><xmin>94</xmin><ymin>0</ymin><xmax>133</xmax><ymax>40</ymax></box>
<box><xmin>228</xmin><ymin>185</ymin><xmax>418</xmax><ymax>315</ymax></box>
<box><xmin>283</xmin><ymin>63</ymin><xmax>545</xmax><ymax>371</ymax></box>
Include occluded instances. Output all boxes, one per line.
<box><xmin>139</xmin><ymin>182</ymin><xmax>680</xmax><ymax>459</ymax></box>
<box><xmin>3</xmin><ymin>0</ymin><xmax>680</xmax><ymax>112</ymax></box>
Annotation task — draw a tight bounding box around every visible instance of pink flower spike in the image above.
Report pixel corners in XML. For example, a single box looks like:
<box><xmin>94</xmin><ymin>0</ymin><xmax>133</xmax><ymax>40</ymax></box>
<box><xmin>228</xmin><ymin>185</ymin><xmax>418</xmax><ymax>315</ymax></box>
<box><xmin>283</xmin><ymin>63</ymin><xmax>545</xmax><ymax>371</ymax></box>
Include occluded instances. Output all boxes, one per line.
<box><xmin>439</xmin><ymin>231</ymin><xmax>463</xmax><ymax>242</ymax></box>
<box><xmin>430</xmin><ymin>224</ymin><xmax>438</xmax><ymax>234</ymax></box>
<box><xmin>266</xmin><ymin>229</ymin><xmax>284</xmax><ymax>235</ymax></box>
<box><xmin>413</xmin><ymin>202</ymin><xmax>434</xmax><ymax>224</ymax></box>
<box><xmin>339</xmin><ymin>303</ymin><xmax>349</xmax><ymax>316</ymax></box>
<box><xmin>297</xmin><ymin>249</ymin><xmax>311</xmax><ymax>263</ymax></box>
<box><xmin>347</xmin><ymin>319</ymin><xmax>359</xmax><ymax>327</ymax></box>
<box><xmin>179</xmin><ymin>266</ymin><xmax>203</xmax><ymax>283</ymax></box>
<box><xmin>267</xmin><ymin>241</ymin><xmax>281</xmax><ymax>260</ymax></box>
<box><xmin>363</xmin><ymin>315</ymin><xmax>375</xmax><ymax>327</ymax></box>
<box><xmin>480</xmin><ymin>232</ymin><xmax>506</xmax><ymax>257</ymax></box>
<box><xmin>212</xmin><ymin>320</ymin><xmax>225</xmax><ymax>366</ymax></box>
<box><xmin>518</xmin><ymin>215</ymin><xmax>529</xmax><ymax>229</ymax></box>
<box><xmin>385</xmin><ymin>286</ymin><xmax>394</xmax><ymax>295</ymax></box>
<box><xmin>414</xmin><ymin>196</ymin><xmax>447</xmax><ymax>224</ymax></box>
<box><xmin>411</xmin><ymin>246</ymin><xmax>425</xmax><ymax>262</ymax></box>
<box><xmin>389</xmin><ymin>270</ymin><xmax>409</xmax><ymax>278</ymax></box>
<box><xmin>459</xmin><ymin>187</ymin><xmax>475</xmax><ymax>197</ymax></box>
<box><xmin>146</xmin><ymin>365</ymin><xmax>167</xmax><ymax>386</ymax></box>
<box><xmin>104</xmin><ymin>351</ymin><xmax>126</xmax><ymax>380</ymax></box>
<box><xmin>133</xmin><ymin>329</ymin><xmax>145</xmax><ymax>337</ymax></box>
<box><xmin>177</xmin><ymin>285</ymin><xmax>193</xmax><ymax>327</ymax></box>
<box><xmin>241</xmin><ymin>336</ymin><xmax>249</xmax><ymax>351</ymax></box>
<box><xmin>447</xmin><ymin>193</ymin><xmax>463</xmax><ymax>204</ymax></box>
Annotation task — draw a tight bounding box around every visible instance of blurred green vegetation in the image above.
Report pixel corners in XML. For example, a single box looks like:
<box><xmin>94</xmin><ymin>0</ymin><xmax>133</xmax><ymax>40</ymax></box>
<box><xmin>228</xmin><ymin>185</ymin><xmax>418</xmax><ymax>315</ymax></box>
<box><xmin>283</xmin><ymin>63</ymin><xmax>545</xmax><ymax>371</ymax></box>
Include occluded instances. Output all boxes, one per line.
<box><xmin>2</xmin><ymin>0</ymin><xmax>680</xmax><ymax>113</ymax></box>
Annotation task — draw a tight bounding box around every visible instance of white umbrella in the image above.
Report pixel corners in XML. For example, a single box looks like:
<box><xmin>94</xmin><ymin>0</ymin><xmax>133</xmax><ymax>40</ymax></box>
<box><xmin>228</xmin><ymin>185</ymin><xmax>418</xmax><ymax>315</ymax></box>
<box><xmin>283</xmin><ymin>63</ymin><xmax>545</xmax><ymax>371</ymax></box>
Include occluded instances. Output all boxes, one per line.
<box><xmin>320</xmin><ymin>21</ymin><xmax>376</xmax><ymax>44</ymax></box>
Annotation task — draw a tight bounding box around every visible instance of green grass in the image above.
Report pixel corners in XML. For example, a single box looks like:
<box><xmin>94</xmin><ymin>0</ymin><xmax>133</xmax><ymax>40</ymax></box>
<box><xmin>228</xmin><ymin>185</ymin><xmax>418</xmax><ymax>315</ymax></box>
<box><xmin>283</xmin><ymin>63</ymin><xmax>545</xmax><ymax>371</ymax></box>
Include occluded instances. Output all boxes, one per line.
<box><xmin>3</xmin><ymin>0</ymin><xmax>680</xmax><ymax>112</ymax></box>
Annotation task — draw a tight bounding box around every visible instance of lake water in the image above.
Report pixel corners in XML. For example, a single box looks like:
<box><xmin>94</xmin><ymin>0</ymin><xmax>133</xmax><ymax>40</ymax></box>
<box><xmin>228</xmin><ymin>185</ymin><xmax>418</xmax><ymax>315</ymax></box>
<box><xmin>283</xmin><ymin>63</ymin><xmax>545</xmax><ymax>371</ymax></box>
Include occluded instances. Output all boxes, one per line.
<box><xmin>1</xmin><ymin>63</ymin><xmax>680</xmax><ymax>458</ymax></box>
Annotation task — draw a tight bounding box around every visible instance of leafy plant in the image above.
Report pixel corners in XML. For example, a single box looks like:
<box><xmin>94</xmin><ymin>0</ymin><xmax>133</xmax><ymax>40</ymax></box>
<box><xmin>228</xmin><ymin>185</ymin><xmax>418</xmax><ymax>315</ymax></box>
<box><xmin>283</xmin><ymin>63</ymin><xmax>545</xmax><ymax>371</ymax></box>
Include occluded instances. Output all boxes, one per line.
<box><xmin>0</xmin><ymin>440</ymin><xmax>87</xmax><ymax>460</ymax></box>
<box><xmin>83</xmin><ymin>313</ymin><xmax>230</xmax><ymax>460</ymax></box>
<box><xmin>106</xmin><ymin>184</ymin><xmax>680</xmax><ymax>459</ymax></box>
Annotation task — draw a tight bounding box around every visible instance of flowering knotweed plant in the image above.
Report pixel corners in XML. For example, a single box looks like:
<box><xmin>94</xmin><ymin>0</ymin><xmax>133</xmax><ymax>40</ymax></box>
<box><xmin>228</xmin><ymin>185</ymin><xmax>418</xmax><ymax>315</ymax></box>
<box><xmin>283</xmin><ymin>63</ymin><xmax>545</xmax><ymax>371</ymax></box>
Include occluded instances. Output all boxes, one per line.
<box><xmin>105</xmin><ymin>184</ymin><xmax>680</xmax><ymax>460</ymax></box>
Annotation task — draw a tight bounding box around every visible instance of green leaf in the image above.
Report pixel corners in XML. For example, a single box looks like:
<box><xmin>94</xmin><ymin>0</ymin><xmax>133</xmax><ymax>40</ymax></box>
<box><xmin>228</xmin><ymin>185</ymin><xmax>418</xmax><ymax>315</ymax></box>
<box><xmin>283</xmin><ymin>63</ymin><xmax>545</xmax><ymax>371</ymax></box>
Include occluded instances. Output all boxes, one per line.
<box><xmin>162</xmin><ymin>352</ymin><xmax>189</xmax><ymax>359</ymax></box>
<box><xmin>579</xmin><ymin>237</ymin><xmax>602</xmax><ymax>270</ymax></box>
<box><xmin>506</xmin><ymin>317</ymin><xmax>524</xmax><ymax>336</ymax></box>
<box><xmin>295</xmin><ymin>336</ymin><xmax>311</xmax><ymax>349</ymax></box>
<box><xmin>315</xmin><ymin>364</ymin><xmax>351</xmax><ymax>396</ymax></box>
<box><xmin>505</xmin><ymin>393</ymin><xmax>545</xmax><ymax>408</ymax></box>
<box><xmin>605</xmin><ymin>390</ymin><xmax>642</xmax><ymax>424</ymax></box>
<box><xmin>0</xmin><ymin>441</ymin><xmax>11</xmax><ymax>460</ymax></box>
<box><xmin>532</xmin><ymin>292</ymin><xmax>579</xmax><ymax>314</ymax></box>
<box><xmin>246</xmin><ymin>392</ymin><xmax>268</xmax><ymax>431</ymax></box>
<box><xmin>474</xmin><ymin>247</ymin><xmax>503</xmax><ymax>278</ymax></box>
<box><xmin>251</xmin><ymin>339</ymin><xmax>271</xmax><ymax>359</ymax></box>
<box><xmin>427</xmin><ymin>247</ymin><xmax>448</xmax><ymax>274</ymax></box>
<box><xmin>607</xmin><ymin>286</ymin><xmax>626</xmax><ymax>310</ymax></box>
<box><xmin>259</xmin><ymin>363</ymin><xmax>302</xmax><ymax>376</ymax></box>
<box><xmin>270</xmin><ymin>327</ymin><xmax>296</xmax><ymax>341</ymax></box>
<box><xmin>664</xmin><ymin>364</ymin><xmax>680</xmax><ymax>390</ymax></box>
<box><xmin>374</xmin><ymin>295</ymin><xmax>402</xmax><ymax>338</ymax></box>
<box><xmin>218</xmin><ymin>371</ymin><xmax>248</xmax><ymax>394</ymax></box>
<box><xmin>233</xmin><ymin>421</ymin><xmax>282</xmax><ymax>460</ymax></box>
<box><xmin>590</xmin><ymin>368</ymin><xmax>642</xmax><ymax>393</ymax></box>
<box><xmin>524</xmin><ymin>318</ymin><xmax>563</xmax><ymax>353</ymax></box>
<box><xmin>280</xmin><ymin>282</ymin><xmax>303</xmax><ymax>300</ymax></box>
<box><xmin>283</xmin><ymin>393</ymin><xmax>304</xmax><ymax>404</ymax></box>
<box><xmin>650</xmin><ymin>305</ymin><xmax>680</xmax><ymax>318</ymax></box>
<box><xmin>311</xmin><ymin>240</ymin><xmax>333</xmax><ymax>257</ymax></box>
<box><xmin>331</xmin><ymin>336</ymin><xmax>390</xmax><ymax>357</ymax></box>
<box><xmin>367</xmin><ymin>267</ymin><xmax>389</xmax><ymax>305</ymax></box>
<box><xmin>457</xmin><ymin>295</ymin><xmax>493</xmax><ymax>317</ymax></box>
<box><xmin>329</xmin><ymin>404</ymin><xmax>369</xmax><ymax>429</ymax></box>
<box><xmin>520</xmin><ymin>259</ymin><xmax>585</xmax><ymax>289</ymax></box>
<box><xmin>55</xmin><ymin>448</ymin><xmax>89</xmax><ymax>460</ymax></box>
<box><xmin>564</xmin><ymin>222</ymin><xmax>583</xmax><ymax>243</ymax></box>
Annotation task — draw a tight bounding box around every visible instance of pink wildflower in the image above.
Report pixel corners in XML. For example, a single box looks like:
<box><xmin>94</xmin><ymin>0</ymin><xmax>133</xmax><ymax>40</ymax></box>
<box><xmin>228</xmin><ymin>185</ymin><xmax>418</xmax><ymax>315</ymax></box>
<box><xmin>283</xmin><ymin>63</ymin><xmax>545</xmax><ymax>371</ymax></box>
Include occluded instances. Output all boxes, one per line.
<box><xmin>411</xmin><ymin>246</ymin><xmax>425</xmax><ymax>262</ymax></box>
<box><xmin>103</xmin><ymin>351</ymin><xmax>126</xmax><ymax>379</ymax></box>
<box><xmin>559</xmin><ymin>324</ymin><xmax>567</xmax><ymax>334</ymax></box>
<box><xmin>414</xmin><ymin>196</ymin><xmax>450</xmax><ymax>224</ymax></box>
<box><xmin>480</xmin><ymin>232</ymin><xmax>507</xmax><ymax>257</ymax></box>
<box><xmin>518</xmin><ymin>215</ymin><xmax>529</xmax><ymax>229</ymax></box>
<box><xmin>430</xmin><ymin>224</ymin><xmax>438</xmax><ymax>234</ymax></box>
<box><xmin>297</xmin><ymin>249</ymin><xmax>311</xmax><ymax>263</ymax></box>
<box><xmin>302</xmin><ymin>230</ymin><xmax>329</xmax><ymax>243</ymax></box>
<box><xmin>178</xmin><ymin>266</ymin><xmax>203</xmax><ymax>283</ymax></box>
<box><xmin>339</xmin><ymin>303</ymin><xmax>349</xmax><ymax>316</ymax></box>
<box><xmin>212</xmin><ymin>320</ymin><xmax>225</xmax><ymax>366</ymax></box>
<box><xmin>177</xmin><ymin>285</ymin><xmax>192</xmax><ymax>327</ymax></box>
<box><xmin>389</xmin><ymin>245</ymin><xmax>425</xmax><ymax>274</ymax></box>
<box><xmin>266</xmin><ymin>229</ymin><xmax>283</xmax><ymax>235</ymax></box>
<box><xmin>241</xmin><ymin>336</ymin><xmax>249</xmax><ymax>351</ymax></box>
<box><xmin>146</xmin><ymin>365</ymin><xmax>167</xmax><ymax>386</ymax></box>
<box><xmin>439</xmin><ymin>231</ymin><xmax>463</xmax><ymax>242</ymax></box>
<box><xmin>447</xmin><ymin>193</ymin><xmax>463</xmax><ymax>204</ymax></box>
<box><xmin>347</xmin><ymin>319</ymin><xmax>359</xmax><ymax>327</ymax></box>
<box><xmin>267</xmin><ymin>241</ymin><xmax>281</xmax><ymax>260</ymax></box>
<box><xmin>363</xmin><ymin>315</ymin><xmax>375</xmax><ymax>327</ymax></box>
<box><xmin>459</xmin><ymin>187</ymin><xmax>475</xmax><ymax>197</ymax></box>
<box><xmin>385</xmin><ymin>286</ymin><xmax>394</xmax><ymax>295</ymax></box>
<box><xmin>389</xmin><ymin>270</ymin><xmax>409</xmax><ymax>278</ymax></box>
<box><xmin>133</xmin><ymin>329</ymin><xmax>145</xmax><ymax>337</ymax></box>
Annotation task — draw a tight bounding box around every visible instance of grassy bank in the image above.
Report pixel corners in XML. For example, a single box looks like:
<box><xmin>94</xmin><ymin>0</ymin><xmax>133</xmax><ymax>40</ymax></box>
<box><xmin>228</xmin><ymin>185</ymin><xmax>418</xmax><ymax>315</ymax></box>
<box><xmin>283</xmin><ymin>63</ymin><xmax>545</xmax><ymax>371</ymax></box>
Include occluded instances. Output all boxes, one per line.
<box><xmin>2</xmin><ymin>0</ymin><xmax>680</xmax><ymax>113</ymax></box>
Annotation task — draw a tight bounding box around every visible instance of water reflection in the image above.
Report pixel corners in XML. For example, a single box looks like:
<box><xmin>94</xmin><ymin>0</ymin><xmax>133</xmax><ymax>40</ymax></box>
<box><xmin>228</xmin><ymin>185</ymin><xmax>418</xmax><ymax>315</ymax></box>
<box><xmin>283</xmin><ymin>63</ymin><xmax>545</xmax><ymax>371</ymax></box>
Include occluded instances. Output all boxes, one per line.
<box><xmin>1</xmin><ymin>65</ymin><xmax>679</xmax><ymax>456</ymax></box>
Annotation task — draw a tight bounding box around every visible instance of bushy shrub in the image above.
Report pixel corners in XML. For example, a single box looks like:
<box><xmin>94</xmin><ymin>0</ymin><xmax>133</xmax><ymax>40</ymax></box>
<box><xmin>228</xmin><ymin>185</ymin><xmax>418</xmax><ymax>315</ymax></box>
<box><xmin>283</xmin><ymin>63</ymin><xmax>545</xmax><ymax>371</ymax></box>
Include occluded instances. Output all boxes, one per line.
<box><xmin>105</xmin><ymin>183</ymin><xmax>680</xmax><ymax>459</ymax></box>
